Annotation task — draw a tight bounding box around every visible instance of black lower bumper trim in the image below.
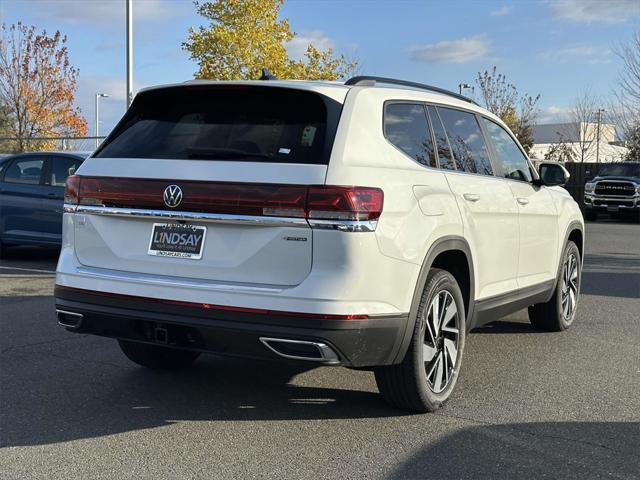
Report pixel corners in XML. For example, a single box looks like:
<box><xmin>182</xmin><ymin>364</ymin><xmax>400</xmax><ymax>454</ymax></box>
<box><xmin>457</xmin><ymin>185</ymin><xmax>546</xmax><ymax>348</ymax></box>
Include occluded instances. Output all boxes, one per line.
<box><xmin>55</xmin><ymin>287</ymin><xmax>409</xmax><ymax>367</ymax></box>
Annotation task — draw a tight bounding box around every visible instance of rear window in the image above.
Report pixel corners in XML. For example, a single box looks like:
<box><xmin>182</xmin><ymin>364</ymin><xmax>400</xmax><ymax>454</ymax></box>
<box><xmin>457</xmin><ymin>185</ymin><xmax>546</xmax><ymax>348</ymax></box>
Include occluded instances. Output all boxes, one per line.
<box><xmin>95</xmin><ymin>86</ymin><xmax>340</xmax><ymax>165</ymax></box>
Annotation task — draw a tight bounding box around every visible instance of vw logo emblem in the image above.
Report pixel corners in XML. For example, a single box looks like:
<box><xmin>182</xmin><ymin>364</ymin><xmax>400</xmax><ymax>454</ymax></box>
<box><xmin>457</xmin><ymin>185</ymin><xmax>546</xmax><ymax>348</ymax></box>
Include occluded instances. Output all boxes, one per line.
<box><xmin>163</xmin><ymin>185</ymin><xmax>183</xmax><ymax>208</ymax></box>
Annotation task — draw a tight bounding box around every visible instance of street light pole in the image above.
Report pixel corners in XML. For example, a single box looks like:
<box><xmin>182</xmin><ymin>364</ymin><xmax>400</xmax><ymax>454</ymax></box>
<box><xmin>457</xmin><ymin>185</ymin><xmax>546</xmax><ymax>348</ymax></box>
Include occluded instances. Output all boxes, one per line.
<box><xmin>94</xmin><ymin>93</ymin><xmax>109</xmax><ymax>149</ymax></box>
<box><xmin>458</xmin><ymin>83</ymin><xmax>471</xmax><ymax>95</ymax></box>
<box><xmin>595</xmin><ymin>108</ymin><xmax>605</xmax><ymax>164</ymax></box>
<box><xmin>126</xmin><ymin>0</ymin><xmax>133</xmax><ymax>108</ymax></box>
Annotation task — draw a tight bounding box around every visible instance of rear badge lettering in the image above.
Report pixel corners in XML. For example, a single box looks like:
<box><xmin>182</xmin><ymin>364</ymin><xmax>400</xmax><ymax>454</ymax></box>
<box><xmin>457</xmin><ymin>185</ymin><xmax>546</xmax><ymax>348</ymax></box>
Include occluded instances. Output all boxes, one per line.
<box><xmin>283</xmin><ymin>236</ymin><xmax>308</xmax><ymax>242</ymax></box>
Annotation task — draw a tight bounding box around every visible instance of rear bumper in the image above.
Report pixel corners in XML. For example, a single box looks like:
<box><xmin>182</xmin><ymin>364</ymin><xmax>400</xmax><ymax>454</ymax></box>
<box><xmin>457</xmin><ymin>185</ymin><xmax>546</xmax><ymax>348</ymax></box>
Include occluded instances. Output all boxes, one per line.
<box><xmin>55</xmin><ymin>286</ymin><xmax>410</xmax><ymax>367</ymax></box>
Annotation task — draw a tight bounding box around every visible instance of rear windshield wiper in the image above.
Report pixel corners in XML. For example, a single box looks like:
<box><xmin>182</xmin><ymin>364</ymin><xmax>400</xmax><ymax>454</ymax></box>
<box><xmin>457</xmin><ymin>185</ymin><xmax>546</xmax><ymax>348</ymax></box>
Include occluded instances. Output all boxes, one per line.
<box><xmin>186</xmin><ymin>147</ymin><xmax>271</xmax><ymax>160</ymax></box>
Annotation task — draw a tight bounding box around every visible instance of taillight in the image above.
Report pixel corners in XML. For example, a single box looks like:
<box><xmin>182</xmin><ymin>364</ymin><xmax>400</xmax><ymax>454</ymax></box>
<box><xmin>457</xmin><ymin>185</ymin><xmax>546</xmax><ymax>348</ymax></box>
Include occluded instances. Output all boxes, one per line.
<box><xmin>64</xmin><ymin>175</ymin><xmax>81</xmax><ymax>205</ymax></box>
<box><xmin>65</xmin><ymin>176</ymin><xmax>384</xmax><ymax>223</ymax></box>
<box><xmin>306</xmin><ymin>186</ymin><xmax>383</xmax><ymax>221</ymax></box>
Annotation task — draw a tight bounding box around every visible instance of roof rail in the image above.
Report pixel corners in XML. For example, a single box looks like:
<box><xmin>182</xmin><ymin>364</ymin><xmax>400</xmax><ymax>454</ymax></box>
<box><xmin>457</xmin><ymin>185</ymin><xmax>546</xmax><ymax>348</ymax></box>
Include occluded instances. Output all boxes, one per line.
<box><xmin>344</xmin><ymin>76</ymin><xmax>478</xmax><ymax>105</ymax></box>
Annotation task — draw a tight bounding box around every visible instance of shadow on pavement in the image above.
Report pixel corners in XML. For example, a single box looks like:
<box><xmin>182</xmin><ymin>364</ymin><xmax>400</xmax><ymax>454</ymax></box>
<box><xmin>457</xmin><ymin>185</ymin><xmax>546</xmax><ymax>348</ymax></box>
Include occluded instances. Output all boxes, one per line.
<box><xmin>584</xmin><ymin>253</ymin><xmax>640</xmax><ymax>270</ymax></box>
<box><xmin>1</xmin><ymin>318</ymin><xmax>404</xmax><ymax>448</ymax></box>
<box><xmin>581</xmin><ymin>253</ymin><xmax>639</xmax><ymax>299</ymax></box>
<box><xmin>472</xmin><ymin>320</ymin><xmax>537</xmax><ymax>334</ymax></box>
<box><xmin>388</xmin><ymin>421</ymin><xmax>640</xmax><ymax>479</ymax></box>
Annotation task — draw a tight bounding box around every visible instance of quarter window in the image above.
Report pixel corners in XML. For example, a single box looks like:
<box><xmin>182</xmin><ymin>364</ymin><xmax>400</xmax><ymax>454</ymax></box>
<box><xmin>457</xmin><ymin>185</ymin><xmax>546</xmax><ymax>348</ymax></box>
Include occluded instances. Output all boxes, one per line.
<box><xmin>3</xmin><ymin>158</ymin><xmax>44</xmax><ymax>185</ymax></box>
<box><xmin>427</xmin><ymin>106</ymin><xmax>455</xmax><ymax>170</ymax></box>
<box><xmin>384</xmin><ymin>103</ymin><xmax>436</xmax><ymax>168</ymax></box>
<box><xmin>437</xmin><ymin>107</ymin><xmax>493</xmax><ymax>176</ymax></box>
<box><xmin>481</xmin><ymin>118</ymin><xmax>532</xmax><ymax>182</ymax></box>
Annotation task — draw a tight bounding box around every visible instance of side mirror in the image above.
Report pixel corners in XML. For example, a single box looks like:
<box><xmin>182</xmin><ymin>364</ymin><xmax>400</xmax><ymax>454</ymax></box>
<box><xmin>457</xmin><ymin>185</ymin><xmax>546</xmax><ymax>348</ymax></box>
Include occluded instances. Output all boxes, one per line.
<box><xmin>538</xmin><ymin>162</ymin><xmax>570</xmax><ymax>187</ymax></box>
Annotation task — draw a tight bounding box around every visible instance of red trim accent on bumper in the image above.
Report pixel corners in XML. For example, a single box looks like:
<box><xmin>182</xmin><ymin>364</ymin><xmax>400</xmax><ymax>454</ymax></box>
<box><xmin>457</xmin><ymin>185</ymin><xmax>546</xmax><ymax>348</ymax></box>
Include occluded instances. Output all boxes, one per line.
<box><xmin>54</xmin><ymin>285</ymin><xmax>370</xmax><ymax>320</ymax></box>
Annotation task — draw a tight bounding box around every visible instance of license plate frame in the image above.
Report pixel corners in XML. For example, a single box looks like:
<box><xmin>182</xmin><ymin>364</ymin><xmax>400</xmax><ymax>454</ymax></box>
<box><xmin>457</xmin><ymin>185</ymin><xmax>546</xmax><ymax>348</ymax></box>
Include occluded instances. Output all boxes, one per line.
<box><xmin>148</xmin><ymin>223</ymin><xmax>207</xmax><ymax>260</ymax></box>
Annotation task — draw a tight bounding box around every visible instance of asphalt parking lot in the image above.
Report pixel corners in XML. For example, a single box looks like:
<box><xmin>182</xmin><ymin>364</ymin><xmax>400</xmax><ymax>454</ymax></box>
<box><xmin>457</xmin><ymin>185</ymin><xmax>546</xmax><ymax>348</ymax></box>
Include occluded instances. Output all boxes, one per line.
<box><xmin>1</xmin><ymin>221</ymin><xmax>639</xmax><ymax>480</ymax></box>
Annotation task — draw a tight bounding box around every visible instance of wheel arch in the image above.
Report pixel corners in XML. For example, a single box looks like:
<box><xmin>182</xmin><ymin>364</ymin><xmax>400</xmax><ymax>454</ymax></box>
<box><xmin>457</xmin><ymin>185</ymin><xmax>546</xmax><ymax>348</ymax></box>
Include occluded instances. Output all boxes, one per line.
<box><xmin>567</xmin><ymin>225</ymin><xmax>584</xmax><ymax>260</ymax></box>
<box><xmin>391</xmin><ymin>236</ymin><xmax>475</xmax><ymax>364</ymax></box>
<box><xmin>547</xmin><ymin>220</ymin><xmax>584</xmax><ymax>302</ymax></box>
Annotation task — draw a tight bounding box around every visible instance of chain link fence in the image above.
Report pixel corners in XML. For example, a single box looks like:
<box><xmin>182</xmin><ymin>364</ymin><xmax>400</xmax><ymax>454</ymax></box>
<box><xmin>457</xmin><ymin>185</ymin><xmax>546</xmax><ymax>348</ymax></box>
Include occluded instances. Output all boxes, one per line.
<box><xmin>0</xmin><ymin>136</ymin><xmax>107</xmax><ymax>156</ymax></box>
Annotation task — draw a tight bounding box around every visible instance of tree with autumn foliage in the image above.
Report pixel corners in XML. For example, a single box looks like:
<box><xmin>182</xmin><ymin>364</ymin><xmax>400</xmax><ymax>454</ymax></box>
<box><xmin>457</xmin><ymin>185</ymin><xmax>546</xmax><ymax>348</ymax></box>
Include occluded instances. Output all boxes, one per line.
<box><xmin>0</xmin><ymin>23</ymin><xmax>87</xmax><ymax>152</ymax></box>
<box><xmin>475</xmin><ymin>66</ymin><xmax>540</xmax><ymax>154</ymax></box>
<box><xmin>183</xmin><ymin>0</ymin><xmax>357</xmax><ymax>80</ymax></box>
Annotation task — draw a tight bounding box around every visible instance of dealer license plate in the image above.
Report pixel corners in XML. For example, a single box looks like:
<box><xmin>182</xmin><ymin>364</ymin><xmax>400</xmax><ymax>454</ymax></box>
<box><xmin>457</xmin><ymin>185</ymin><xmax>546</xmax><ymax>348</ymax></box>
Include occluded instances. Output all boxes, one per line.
<box><xmin>148</xmin><ymin>223</ymin><xmax>206</xmax><ymax>259</ymax></box>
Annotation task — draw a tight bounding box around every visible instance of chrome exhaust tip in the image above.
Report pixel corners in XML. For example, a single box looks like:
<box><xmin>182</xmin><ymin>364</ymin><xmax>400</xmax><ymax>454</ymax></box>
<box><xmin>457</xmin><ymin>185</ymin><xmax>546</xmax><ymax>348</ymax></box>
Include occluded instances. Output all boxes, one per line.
<box><xmin>259</xmin><ymin>337</ymin><xmax>340</xmax><ymax>364</ymax></box>
<box><xmin>56</xmin><ymin>309</ymin><xmax>84</xmax><ymax>329</ymax></box>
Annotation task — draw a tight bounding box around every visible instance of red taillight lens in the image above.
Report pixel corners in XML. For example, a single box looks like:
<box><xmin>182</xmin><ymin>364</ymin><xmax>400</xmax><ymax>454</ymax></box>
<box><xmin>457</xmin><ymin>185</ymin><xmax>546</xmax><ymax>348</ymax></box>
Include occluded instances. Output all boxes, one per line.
<box><xmin>67</xmin><ymin>177</ymin><xmax>383</xmax><ymax>221</ymax></box>
<box><xmin>64</xmin><ymin>175</ymin><xmax>81</xmax><ymax>205</ymax></box>
<box><xmin>307</xmin><ymin>186</ymin><xmax>384</xmax><ymax>221</ymax></box>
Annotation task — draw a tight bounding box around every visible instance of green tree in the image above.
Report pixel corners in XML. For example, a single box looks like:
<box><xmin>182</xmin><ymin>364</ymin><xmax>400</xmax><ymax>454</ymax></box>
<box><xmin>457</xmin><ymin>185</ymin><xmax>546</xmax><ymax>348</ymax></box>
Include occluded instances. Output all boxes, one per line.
<box><xmin>624</xmin><ymin>124</ymin><xmax>640</xmax><ymax>160</ymax></box>
<box><xmin>476</xmin><ymin>66</ymin><xmax>540</xmax><ymax>153</ymax></box>
<box><xmin>183</xmin><ymin>0</ymin><xmax>357</xmax><ymax>80</ymax></box>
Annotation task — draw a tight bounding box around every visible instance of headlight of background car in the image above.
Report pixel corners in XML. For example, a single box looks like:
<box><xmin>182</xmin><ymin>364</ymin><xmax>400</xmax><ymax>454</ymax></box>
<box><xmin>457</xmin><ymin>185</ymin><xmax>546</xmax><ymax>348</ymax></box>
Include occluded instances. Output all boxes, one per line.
<box><xmin>585</xmin><ymin>182</ymin><xmax>595</xmax><ymax>193</ymax></box>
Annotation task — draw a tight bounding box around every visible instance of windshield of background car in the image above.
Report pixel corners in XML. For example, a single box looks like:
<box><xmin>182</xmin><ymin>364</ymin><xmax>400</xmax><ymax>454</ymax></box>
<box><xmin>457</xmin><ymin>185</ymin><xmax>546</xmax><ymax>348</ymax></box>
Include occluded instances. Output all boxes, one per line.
<box><xmin>597</xmin><ymin>163</ymin><xmax>640</xmax><ymax>178</ymax></box>
<box><xmin>94</xmin><ymin>85</ymin><xmax>340</xmax><ymax>165</ymax></box>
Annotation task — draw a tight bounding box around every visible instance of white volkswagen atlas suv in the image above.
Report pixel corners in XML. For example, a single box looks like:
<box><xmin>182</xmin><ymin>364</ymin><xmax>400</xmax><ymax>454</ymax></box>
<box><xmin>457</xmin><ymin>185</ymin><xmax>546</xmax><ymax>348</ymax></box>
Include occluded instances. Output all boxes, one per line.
<box><xmin>55</xmin><ymin>75</ymin><xmax>584</xmax><ymax>412</ymax></box>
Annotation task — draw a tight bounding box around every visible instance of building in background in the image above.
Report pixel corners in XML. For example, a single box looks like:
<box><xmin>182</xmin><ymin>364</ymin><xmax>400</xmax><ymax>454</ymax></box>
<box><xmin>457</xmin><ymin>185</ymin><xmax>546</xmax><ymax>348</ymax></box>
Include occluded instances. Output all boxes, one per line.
<box><xmin>530</xmin><ymin>122</ymin><xmax>628</xmax><ymax>163</ymax></box>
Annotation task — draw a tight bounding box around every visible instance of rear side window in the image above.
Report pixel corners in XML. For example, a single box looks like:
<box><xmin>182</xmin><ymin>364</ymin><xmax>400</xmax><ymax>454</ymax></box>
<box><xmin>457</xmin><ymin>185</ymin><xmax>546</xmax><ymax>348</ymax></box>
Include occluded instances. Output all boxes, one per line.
<box><xmin>427</xmin><ymin>106</ymin><xmax>455</xmax><ymax>170</ymax></box>
<box><xmin>481</xmin><ymin>118</ymin><xmax>532</xmax><ymax>182</ymax></box>
<box><xmin>3</xmin><ymin>158</ymin><xmax>44</xmax><ymax>185</ymax></box>
<box><xmin>437</xmin><ymin>107</ymin><xmax>493</xmax><ymax>176</ymax></box>
<box><xmin>96</xmin><ymin>86</ymin><xmax>339</xmax><ymax>165</ymax></box>
<box><xmin>383</xmin><ymin>103</ymin><xmax>436</xmax><ymax>168</ymax></box>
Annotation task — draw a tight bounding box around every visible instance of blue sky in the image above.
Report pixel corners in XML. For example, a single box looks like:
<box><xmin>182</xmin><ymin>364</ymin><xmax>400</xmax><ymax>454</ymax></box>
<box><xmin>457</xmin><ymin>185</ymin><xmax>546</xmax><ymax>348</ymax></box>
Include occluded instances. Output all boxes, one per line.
<box><xmin>1</xmin><ymin>0</ymin><xmax>639</xmax><ymax>136</ymax></box>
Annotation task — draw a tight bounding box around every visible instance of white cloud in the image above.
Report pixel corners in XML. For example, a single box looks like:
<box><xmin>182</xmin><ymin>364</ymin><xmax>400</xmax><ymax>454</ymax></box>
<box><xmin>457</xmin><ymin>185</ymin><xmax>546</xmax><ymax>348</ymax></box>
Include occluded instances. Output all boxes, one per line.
<box><xmin>490</xmin><ymin>6</ymin><xmax>513</xmax><ymax>16</ymax></box>
<box><xmin>23</xmin><ymin>0</ymin><xmax>187</xmax><ymax>25</ymax></box>
<box><xmin>286</xmin><ymin>30</ymin><xmax>336</xmax><ymax>59</ymax></box>
<box><xmin>409</xmin><ymin>35</ymin><xmax>490</xmax><ymax>64</ymax></box>
<box><xmin>551</xmin><ymin>0</ymin><xmax>640</xmax><ymax>24</ymax></box>
<box><xmin>538</xmin><ymin>105</ymin><xmax>572</xmax><ymax>124</ymax></box>
<box><xmin>541</xmin><ymin>45</ymin><xmax>613</xmax><ymax>64</ymax></box>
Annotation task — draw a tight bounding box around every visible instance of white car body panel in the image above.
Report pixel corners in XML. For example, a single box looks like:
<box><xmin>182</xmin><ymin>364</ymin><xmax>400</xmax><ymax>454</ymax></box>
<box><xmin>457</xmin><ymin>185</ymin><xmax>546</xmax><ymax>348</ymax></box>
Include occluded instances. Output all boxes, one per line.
<box><xmin>57</xmin><ymin>79</ymin><xmax>584</xmax><ymax>322</ymax></box>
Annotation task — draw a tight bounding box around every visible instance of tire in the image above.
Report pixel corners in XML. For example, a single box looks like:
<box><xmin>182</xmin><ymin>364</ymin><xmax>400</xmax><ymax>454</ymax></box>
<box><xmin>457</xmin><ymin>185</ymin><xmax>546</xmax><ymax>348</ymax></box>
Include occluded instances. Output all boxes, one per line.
<box><xmin>528</xmin><ymin>241</ymin><xmax>581</xmax><ymax>332</ymax></box>
<box><xmin>585</xmin><ymin>210</ymin><xmax>597</xmax><ymax>222</ymax></box>
<box><xmin>374</xmin><ymin>268</ymin><xmax>466</xmax><ymax>413</ymax></box>
<box><xmin>118</xmin><ymin>339</ymin><xmax>200</xmax><ymax>369</ymax></box>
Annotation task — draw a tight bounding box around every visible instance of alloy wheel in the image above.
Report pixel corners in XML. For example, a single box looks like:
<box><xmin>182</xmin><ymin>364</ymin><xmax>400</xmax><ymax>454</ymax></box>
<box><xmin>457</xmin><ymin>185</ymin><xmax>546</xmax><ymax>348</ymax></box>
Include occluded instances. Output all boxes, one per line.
<box><xmin>561</xmin><ymin>252</ymin><xmax>579</xmax><ymax>321</ymax></box>
<box><xmin>423</xmin><ymin>290</ymin><xmax>460</xmax><ymax>394</ymax></box>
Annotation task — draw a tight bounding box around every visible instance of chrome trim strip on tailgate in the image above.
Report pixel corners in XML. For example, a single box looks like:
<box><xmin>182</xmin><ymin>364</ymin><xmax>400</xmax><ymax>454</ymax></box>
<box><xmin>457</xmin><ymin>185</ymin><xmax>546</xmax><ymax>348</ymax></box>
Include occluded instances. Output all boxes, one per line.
<box><xmin>75</xmin><ymin>266</ymin><xmax>288</xmax><ymax>293</ymax></box>
<box><xmin>307</xmin><ymin>219</ymin><xmax>378</xmax><ymax>232</ymax></box>
<box><xmin>65</xmin><ymin>204</ymin><xmax>308</xmax><ymax>227</ymax></box>
<box><xmin>65</xmin><ymin>204</ymin><xmax>379</xmax><ymax>232</ymax></box>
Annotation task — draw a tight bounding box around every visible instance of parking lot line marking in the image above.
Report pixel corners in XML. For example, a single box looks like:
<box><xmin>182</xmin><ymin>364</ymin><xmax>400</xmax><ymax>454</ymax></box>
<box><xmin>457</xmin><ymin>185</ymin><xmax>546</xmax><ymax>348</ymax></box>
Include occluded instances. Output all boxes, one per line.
<box><xmin>0</xmin><ymin>266</ymin><xmax>56</xmax><ymax>274</ymax></box>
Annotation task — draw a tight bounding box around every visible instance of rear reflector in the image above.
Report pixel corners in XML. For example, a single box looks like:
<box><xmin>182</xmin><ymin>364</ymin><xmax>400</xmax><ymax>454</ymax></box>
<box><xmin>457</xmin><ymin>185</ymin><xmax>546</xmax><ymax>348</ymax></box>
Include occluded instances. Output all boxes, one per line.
<box><xmin>64</xmin><ymin>176</ymin><xmax>383</xmax><ymax>221</ymax></box>
<box><xmin>54</xmin><ymin>285</ymin><xmax>369</xmax><ymax>320</ymax></box>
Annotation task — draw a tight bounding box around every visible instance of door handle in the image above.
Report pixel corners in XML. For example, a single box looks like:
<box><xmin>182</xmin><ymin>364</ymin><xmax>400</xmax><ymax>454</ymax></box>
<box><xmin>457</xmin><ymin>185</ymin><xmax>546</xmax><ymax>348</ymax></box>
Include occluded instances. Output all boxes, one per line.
<box><xmin>463</xmin><ymin>193</ymin><xmax>480</xmax><ymax>202</ymax></box>
<box><xmin>517</xmin><ymin>197</ymin><xmax>530</xmax><ymax>205</ymax></box>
